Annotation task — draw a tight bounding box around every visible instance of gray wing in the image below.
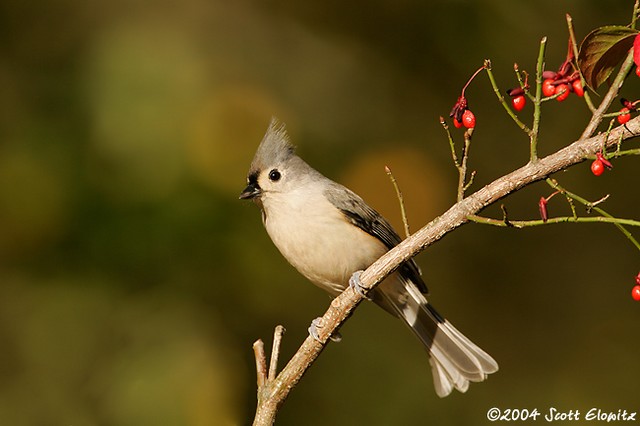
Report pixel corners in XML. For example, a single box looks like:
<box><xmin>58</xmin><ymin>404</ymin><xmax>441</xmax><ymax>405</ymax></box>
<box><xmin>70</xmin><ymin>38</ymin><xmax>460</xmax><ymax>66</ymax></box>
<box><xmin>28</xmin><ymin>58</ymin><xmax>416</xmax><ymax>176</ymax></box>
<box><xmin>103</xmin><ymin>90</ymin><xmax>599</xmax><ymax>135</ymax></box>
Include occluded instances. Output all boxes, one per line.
<box><xmin>324</xmin><ymin>182</ymin><xmax>428</xmax><ymax>294</ymax></box>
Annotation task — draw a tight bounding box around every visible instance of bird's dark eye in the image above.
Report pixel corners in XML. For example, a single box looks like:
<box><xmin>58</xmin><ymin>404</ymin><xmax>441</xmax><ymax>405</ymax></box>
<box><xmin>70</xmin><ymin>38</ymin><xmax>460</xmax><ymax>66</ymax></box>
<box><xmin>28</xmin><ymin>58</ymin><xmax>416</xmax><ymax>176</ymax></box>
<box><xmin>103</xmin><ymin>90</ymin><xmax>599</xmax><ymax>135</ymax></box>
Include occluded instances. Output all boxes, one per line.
<box><xmin>268</xmin><ymin>169</ymin><xmax>281</xmax><ymax>182</ymax></box>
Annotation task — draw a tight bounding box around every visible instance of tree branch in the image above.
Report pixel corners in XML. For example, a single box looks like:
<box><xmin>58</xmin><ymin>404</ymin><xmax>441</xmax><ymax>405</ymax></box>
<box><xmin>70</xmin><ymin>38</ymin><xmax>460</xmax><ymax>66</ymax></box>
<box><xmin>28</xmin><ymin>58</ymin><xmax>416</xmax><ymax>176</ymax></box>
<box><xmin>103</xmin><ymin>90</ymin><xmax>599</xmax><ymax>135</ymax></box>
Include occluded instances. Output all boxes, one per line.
<box><xmin>251</xmin><ymin>117</ymin><xmax>640</xmax><ymax>425</ymax></box>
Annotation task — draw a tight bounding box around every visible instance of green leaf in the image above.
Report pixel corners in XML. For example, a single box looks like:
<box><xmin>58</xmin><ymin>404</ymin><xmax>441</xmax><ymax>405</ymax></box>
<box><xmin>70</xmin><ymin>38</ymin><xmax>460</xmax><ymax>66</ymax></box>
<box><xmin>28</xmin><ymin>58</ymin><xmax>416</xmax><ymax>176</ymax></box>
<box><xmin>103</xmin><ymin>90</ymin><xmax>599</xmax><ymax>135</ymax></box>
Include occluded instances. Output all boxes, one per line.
<box><xmin>578</xmin><ymin>25</ymin><xmax>638</xmax><ymax>90</ymax></box>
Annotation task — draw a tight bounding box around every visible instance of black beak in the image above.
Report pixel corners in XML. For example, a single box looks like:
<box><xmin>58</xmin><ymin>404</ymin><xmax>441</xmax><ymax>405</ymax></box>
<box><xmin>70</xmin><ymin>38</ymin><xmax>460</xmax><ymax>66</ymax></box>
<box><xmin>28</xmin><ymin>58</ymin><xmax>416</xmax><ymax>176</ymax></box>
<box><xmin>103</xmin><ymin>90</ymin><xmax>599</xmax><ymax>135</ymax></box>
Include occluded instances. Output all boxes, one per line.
<box><xmin>239</xmin><ymin>182</ymin><xmax>261</xmax><ymax>200</ymax></box>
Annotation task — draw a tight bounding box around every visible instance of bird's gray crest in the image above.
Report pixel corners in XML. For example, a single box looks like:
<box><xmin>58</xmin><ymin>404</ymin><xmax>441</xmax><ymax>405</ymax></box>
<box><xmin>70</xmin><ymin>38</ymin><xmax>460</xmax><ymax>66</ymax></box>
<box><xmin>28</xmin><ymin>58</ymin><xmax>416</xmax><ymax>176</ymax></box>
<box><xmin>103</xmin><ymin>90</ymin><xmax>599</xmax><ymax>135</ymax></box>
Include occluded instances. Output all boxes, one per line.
<box><xmin>251</xmin><ymin>118</ymin><xmax>295</xmax><ymax>172</ymax></box>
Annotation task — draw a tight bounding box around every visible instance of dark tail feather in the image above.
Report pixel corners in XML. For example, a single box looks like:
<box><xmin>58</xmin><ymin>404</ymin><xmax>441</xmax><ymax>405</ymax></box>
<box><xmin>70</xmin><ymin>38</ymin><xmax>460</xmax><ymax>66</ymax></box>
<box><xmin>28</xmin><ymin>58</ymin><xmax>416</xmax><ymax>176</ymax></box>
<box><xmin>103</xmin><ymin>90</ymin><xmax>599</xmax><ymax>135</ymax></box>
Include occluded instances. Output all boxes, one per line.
<box><xmin>376</xmin><ymin>278</ymin><xmax>498</xmax><ymax>397</ymax></box>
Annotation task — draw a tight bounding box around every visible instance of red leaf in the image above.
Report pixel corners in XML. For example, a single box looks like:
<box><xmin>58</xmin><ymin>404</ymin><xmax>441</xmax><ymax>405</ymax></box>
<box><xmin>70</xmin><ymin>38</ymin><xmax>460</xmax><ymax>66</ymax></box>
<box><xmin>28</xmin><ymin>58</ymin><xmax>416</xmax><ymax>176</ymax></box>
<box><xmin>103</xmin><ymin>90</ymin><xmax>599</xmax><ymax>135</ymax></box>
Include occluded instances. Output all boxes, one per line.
<box><xmin>578</xmin><ymin>26</ymin><xmax>638</xmax><ymax>90</ymax></box>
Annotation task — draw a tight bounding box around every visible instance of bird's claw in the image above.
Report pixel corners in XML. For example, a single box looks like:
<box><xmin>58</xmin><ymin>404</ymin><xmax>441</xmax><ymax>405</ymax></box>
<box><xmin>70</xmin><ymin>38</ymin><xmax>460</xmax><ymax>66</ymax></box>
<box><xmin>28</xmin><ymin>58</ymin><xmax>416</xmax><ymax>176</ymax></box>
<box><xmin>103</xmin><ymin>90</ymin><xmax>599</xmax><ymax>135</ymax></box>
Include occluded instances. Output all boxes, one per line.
<box><xmin>308</xmin><ymin>317</ymin><xmax>342</xmax><ymax>343</ymax></box>
<box><xmin>308</xmin><ymin>317</ymin><xmax>323</xmax><ymax>342</ymax></box>
<box><xmin>349</xmin><ymin>270</ymin><xmax>371</xmax><ymax>300</ymax></box>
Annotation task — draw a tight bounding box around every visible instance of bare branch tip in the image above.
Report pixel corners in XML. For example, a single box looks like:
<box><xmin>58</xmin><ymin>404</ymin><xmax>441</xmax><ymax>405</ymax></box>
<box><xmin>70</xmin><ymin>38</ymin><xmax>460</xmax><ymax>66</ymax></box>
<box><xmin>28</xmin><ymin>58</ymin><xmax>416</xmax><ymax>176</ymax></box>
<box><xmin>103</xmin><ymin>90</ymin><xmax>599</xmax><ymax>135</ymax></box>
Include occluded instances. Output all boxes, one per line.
<box><xmin>274</xmin><ymin>324</ymin><xmax>286</xmax><ymax>337</ymax></box>
<box><xmin>268</xmin><ymin>326</ymin><xmax>286</xmax><ymax>382</ymax></box>
<box><xmin>253</xmin><ymin>339</ymin><xmax>267</xmax><ymax>388</ymax></box>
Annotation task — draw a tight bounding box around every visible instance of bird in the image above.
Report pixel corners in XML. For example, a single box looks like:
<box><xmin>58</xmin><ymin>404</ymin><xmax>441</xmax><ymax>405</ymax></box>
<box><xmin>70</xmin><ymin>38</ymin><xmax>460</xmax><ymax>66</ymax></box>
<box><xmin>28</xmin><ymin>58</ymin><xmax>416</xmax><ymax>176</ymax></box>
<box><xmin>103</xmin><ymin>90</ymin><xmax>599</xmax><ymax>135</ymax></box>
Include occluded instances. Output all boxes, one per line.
<box><xmin>240</xmin><ymin>118</ymin><xmax>498</xmax><ymax>397</ymax></box>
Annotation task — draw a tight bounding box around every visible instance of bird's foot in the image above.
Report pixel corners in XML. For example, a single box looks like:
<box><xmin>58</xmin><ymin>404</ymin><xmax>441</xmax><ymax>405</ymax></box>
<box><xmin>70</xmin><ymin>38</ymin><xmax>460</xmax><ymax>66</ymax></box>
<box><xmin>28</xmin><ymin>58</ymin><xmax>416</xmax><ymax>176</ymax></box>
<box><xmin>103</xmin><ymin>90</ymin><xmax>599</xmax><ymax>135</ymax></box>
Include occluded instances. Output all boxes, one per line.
<box><xmin>349</xmin><ymin>270</ymin><xmax>371</xmax><ymax>300</ymax></box>
<box><xmin>308</xmin><ymin>317</ymin><xmax>342</xmax><ymax>343</ymax></box>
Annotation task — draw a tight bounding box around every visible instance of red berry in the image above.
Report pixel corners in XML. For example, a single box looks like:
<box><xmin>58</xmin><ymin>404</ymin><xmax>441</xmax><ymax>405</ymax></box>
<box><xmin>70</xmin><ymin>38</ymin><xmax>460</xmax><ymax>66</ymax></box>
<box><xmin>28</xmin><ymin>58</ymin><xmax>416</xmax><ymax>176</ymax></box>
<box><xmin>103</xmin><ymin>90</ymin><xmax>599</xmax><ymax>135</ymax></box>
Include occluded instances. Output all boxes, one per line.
<box><xmin>555</xmin><ymin>84</ymin><xmax>570</xmax><ymax>102</ymax></box>
<box><xmin>632</xmin><ymin>285</ymin><xmax>640</xmax><ymax>301</ymax></box>
<box><xmin>542</xmin><ymin>79</ymin><xmax>556</xmax><ymax>97</ymax></box>
<box><xmin>462</xmin><ymin>109</ymin><xmax>476</xmax><ymax>128</ymax></box>
<box><xmin>572</xmin><ymin>80</ymin><xmax>584</xmax><ymax>97</ymax></box>
<box><xmin>590</xmin><ymin>159</ymin><xmax>605</xmax><ymax>176</ymax></box>
<box><xmin>636</xmin><ymin>272</ymin><xmax>640</xmax><ymax>286</ymax></box>
<box><xmin>618</xmin><ymin>107</ymin><xmax>631</xmax><ymax>125</ymax></box>
<box><xmin>512</xmin><ymin>95</ymin><xmax>526</xmax><ymax>111</ymax></box>
<box><xmin>636</xmin><ymin>66</ymin><xmax>640</xmax><ymax>78</ymax></box>
<box><xmin>453</xmin><ymin>118</ymin><xmax>463</xmax><ymax>128</ymax></box>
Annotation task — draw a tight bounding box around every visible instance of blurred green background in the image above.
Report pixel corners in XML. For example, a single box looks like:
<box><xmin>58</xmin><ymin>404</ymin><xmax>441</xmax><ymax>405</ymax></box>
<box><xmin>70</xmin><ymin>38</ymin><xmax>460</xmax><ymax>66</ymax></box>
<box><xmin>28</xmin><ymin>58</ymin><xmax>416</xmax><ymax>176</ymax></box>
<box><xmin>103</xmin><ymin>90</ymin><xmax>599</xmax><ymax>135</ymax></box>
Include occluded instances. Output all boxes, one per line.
<box><xmin>1</xmin><ymin>0</ymin><xmax>639</xmax><ymax>425</ymax></box>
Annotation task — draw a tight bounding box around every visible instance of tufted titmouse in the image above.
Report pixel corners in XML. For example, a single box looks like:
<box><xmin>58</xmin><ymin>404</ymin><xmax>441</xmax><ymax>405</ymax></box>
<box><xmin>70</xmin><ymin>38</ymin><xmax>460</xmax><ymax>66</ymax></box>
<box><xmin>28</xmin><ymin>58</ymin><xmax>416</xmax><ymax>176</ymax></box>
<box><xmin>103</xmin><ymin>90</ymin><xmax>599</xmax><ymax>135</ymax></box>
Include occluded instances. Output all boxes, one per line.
<box><xmin>240</xmin><ymin>118</ymin><xmax>498</xmax><ymax>397</ymax></box>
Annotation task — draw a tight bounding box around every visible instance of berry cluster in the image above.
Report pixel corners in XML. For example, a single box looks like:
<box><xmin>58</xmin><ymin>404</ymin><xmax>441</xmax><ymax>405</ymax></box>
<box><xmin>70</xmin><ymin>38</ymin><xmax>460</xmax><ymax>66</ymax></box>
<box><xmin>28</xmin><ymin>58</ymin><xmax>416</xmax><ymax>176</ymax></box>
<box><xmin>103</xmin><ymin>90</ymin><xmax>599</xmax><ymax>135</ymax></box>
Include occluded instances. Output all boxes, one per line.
<box><xmin>450</xmin><ymin>98</ymin><xmax>476</xmax><ymax>129</ymax></box>
<box><xmin>505</xmin><ymin>50</ymin><xmax>584</xmax><ymax>112</ymax></box>
<box><xmin>541</xmin><ymin>71</ymin><xmax>583</xmax><ymax>102</ymax></box>
<box><xmin>541</xmin><ymin>39</ymin><xmax>584</xmax><ymax>102</ymax></box>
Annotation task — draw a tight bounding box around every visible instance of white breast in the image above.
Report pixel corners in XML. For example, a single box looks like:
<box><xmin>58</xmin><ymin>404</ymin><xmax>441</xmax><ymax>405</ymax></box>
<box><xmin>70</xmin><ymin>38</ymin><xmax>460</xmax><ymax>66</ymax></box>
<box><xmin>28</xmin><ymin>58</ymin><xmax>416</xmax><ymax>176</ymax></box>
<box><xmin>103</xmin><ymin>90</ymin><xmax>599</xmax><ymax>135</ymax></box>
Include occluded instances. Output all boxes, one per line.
<box><xmin>262</xmin><ymin>186</ymin><xmax>387</xmax><ymax>295</ymax></box>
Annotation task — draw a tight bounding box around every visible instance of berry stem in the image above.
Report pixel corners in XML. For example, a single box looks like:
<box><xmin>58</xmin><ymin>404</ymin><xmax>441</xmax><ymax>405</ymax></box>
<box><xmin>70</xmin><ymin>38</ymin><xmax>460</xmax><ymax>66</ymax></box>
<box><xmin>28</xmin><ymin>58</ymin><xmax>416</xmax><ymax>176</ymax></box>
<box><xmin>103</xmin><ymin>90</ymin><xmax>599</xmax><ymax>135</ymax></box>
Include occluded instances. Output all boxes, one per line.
<box><xmin>484</xmin><ymin>60</ymin><xmax>531</xmax><ymax>132</ymax></box>
<box><xmin>544</xmin><ymin>190</ymin><xmax>561</xmax><ymax>203</ymax></box>
<box><xmin>461</xmin><ymin>65</ymin><xmax>488</xmax><ymax>97</ymax></box>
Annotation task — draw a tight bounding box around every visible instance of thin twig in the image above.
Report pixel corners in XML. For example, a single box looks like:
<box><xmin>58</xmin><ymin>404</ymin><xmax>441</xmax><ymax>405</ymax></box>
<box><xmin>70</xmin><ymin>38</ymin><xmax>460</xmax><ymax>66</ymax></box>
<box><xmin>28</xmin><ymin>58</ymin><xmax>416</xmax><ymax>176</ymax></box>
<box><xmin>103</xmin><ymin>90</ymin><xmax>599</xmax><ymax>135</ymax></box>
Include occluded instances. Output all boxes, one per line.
<box><xmin>563</xmin><ymin>191</ymin><xmax>578</xmax><ymax>219</ymax></box>
<box><xmin>500</xmin><ymin>204</ymin><xmax>512</xmax><ymax>226</ymax></box>
<box><xmin>547</xmin><ymin>179</ymin><xmax>640</xmax><ymax>251</ymax></box>
<box><xmin>385</xmin><ymin>166</ymin><xmax>411</xmax><ymax>238</ymax></box>
<box><xmin>469</xmin><ymin>214</ymin><xmax>640</xmax><ymax>228</ymax></box>
<box><xmin>599</xmin><ymin>119</ymin><xmax>616</xmax><ymax>154</ymax></box>
<box><xmin>268</xmin><ymin>325</ymin><xmax>286</xmax><ymax>381</ymax></box>
<box><xmin>632</xmin><ymin>0</ymin><xmax>640</xmax><ymax>29</ymax></box>
<box><xmin>457</xmin><ymin>129</ymin><xmax>474</xmax><ymax>201</ymax></box>
<box><xmin>440</xmin><ymin>114</ymin><xmax>476</xmax><ymax>202</ymax></box>
<box><xmin>609</xmin><ymin>147</ymin><xmax>640</xmax><ymax>158</ymax></box>
<box><xmin>485</xmin><ymin>60</ymin><xmax>531</xmax><ymax>132</ymax></box>
<box><xmin>566</xmin><ymin>13</ymin><xmax>596</xmax><ymax>112</ymax></box>
<box><xmin>514</xmin><ymin>65</ymin><xmax>532</xmax><ymax>101</ymax></box>
<box><xmin>463</xmin><ymin>170</ymin><xmax>477</xmax><ymax>193</ymax></box>
<box><xmin>530</xmin><ymin>36</ymin><xmax>548</xmax><ymax>163</ymax></box>
<box><xmin>253</xmin><ymin>339</ymin><xmax>267</xmax><ymax>388</ymax></box>
<box><xmin>441</xmin><ymin>116</ymin><xmax>459</xmax><ymax>167</ymax></box>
